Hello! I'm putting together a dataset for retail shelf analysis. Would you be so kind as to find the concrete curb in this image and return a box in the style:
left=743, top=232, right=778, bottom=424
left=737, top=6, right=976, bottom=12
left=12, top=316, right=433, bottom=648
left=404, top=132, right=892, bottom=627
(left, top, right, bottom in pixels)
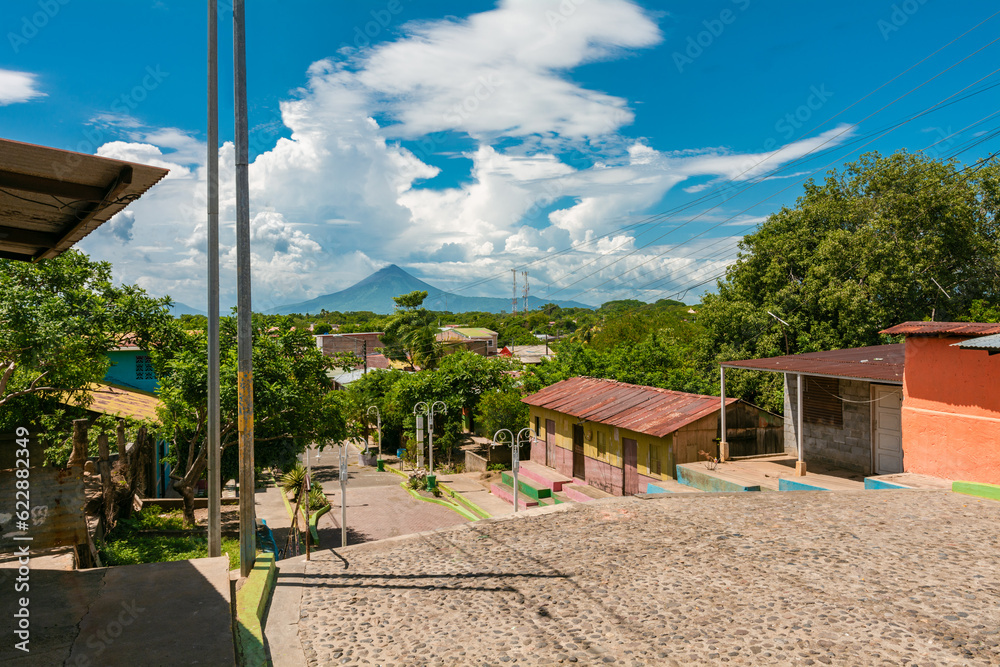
left=308, top=503, right=331, bottom=544
left=236, top=552, right=276, bottom=667
left=953, top=480, right=1000, bottom=502
left=398, top=481, right=479, bottom=521
left=436, top=482, right=492, bottom=519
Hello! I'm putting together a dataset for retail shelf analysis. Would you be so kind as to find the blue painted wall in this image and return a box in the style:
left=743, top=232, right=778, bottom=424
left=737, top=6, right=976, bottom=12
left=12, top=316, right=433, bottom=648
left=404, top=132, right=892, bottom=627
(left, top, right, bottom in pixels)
left=104, top=350, right=159, bottom=393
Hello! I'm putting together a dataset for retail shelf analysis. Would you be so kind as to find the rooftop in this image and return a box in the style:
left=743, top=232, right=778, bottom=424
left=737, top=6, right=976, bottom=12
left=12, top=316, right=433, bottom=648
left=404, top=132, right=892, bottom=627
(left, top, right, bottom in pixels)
left=62, top=383, right=162, bottom=422
left=881, top=321, right=1000, bottom=337
left=721, top=344, right=905, bottom=384
left=953, top=333, right=1000, bottom=353
left=445, top=327, right=497, bottom=338
left=0, top=138, right=169, bottom=262
left=522, top=376, right=736, bottom=438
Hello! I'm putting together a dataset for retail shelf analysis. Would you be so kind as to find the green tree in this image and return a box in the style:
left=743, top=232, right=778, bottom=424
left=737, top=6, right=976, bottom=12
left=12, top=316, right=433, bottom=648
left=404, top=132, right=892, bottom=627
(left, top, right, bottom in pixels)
left=697, top=151, right=1000, bottom=410
left=0, top=250, right=174, bottom=428
left=153, top=315, right=346, bottom=525
left=381, top=290, right=443, bottom=369
left=476, top=389, right=529, bottom=439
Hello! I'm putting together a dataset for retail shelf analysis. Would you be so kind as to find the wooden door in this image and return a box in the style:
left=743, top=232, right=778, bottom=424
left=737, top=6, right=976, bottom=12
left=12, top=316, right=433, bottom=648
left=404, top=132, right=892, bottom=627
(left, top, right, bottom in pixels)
left=572, top=424, right=585, bottom=480
left=622, top=438, right=638, bottom=495
left=872, top=385, right=903, bottom=474
left=545, top=419, right=556, bottom=469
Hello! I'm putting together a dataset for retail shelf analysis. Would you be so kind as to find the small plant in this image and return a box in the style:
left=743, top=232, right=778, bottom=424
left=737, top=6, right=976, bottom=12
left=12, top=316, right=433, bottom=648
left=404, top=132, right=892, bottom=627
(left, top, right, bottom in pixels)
left=281, top=464, right=307, bottom=500
left=487, top=462, right=506, bottom=472
left=307, top=486, right=329, bottom=511
left=407, top=468, right=428, bottom=490
left=699, top=450, right=719, bottom=471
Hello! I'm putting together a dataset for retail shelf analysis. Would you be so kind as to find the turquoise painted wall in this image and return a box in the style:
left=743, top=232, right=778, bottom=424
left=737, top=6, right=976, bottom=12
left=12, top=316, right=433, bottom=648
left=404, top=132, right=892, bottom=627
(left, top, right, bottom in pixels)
left=104, top=350, right=159, bottom=393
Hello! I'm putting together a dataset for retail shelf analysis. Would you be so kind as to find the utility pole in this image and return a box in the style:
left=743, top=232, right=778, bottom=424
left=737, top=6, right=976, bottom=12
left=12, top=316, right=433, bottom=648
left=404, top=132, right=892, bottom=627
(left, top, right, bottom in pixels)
left=523, top=271, right=529, bottom=313
left=511, top=268, right=518, bottom=316
left=206, top=0, right=221, bottom=559
left=234, top=0, right=256, bottom=578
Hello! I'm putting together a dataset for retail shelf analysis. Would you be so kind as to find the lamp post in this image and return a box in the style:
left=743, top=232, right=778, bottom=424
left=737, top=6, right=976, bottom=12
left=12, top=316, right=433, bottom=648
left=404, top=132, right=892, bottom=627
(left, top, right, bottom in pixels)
left=367, top=406, right=383, bottom=471
left=491, top=429, right=517, bottom=511
left=413, top=401, right=446, bottom=490
left=339, top=443, right=348, bottom=548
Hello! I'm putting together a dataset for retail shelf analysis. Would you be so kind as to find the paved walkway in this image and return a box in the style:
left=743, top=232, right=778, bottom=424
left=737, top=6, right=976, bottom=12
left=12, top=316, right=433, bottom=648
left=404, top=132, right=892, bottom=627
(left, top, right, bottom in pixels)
left=291, top=490, right=1000, bottom=666
left=437, top=472, right=515, bottom=517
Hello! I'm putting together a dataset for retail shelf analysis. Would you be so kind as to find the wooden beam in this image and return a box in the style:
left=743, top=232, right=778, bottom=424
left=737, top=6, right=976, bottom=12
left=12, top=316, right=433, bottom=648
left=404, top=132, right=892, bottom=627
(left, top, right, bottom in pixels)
left=37, top=166, right=133, bottom=260
left=0, top=224, right=60, bottom=248
left=0, top=169, right=109, bottom=202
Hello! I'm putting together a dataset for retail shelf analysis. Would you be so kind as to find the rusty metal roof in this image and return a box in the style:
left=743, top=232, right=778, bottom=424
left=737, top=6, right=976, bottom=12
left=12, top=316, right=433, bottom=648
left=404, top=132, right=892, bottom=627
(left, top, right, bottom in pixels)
left=880, top=322, right=1000, bottom=336
left=63, top=383, right=162, bottom=422
left=721, top=344, right=904, bottom=384
left=522, top=377, right=736, bottom=438
left=0, top=138, right=169, bottom=262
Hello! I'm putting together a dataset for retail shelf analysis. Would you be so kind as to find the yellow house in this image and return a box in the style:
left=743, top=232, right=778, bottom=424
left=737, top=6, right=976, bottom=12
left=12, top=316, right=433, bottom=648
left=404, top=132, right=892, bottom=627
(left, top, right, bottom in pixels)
left=523, top=377, right=782, bottom=495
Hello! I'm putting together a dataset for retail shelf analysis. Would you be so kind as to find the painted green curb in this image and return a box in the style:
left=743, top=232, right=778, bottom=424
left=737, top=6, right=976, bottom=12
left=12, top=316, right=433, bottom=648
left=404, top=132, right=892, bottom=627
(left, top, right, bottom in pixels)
left=437, top=482, right=491, bottom=519
left=386, top=465, right=408, bottom=479
left=235, top=552, right=276, bottom=667
left=398, top=482, right=479, bottom=521
left=953, top=480, right=1000, bottom=502
left=307, top=503, right=331, bottom=544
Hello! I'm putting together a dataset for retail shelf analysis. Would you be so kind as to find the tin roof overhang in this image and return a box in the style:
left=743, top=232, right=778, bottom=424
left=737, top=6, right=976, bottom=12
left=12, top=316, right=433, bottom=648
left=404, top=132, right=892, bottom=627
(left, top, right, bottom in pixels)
left=953, top=333, right=1000, bottom=354
left=720, top=344, right=905, bottom=384
left=0, top=138, right=169, bottom=262
left=880, top=321, right=1000, bottom=337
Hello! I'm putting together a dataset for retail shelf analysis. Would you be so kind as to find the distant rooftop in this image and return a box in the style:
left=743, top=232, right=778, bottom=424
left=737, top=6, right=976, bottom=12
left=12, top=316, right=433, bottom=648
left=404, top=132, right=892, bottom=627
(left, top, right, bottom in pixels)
left=446, top=327, right=497, bottom=338
left=62, top=383, right=161, bottom=422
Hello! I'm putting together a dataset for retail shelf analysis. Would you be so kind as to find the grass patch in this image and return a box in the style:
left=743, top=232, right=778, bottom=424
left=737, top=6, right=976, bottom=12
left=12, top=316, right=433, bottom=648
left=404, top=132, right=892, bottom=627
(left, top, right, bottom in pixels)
left=99, top=507, right=241, bottom=570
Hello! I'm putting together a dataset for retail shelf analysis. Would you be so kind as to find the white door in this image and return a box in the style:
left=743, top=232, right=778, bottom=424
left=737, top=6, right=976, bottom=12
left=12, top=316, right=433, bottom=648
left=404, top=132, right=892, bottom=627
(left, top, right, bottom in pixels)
left=872, top=385, right=903, bottom=474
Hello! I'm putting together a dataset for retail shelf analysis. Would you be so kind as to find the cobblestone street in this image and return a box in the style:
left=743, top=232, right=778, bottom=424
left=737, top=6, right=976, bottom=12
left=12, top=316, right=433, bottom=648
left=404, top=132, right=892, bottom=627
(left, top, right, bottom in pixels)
left=294, top=490, right=1000, bottom=666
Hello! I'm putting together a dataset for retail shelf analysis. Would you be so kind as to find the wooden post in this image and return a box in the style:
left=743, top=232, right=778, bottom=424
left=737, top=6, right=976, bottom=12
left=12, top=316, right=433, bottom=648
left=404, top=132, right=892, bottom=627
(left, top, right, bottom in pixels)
left=69, top=419, right=89, bottom=467
left=116, top=420, right=127, bottom=461
left=97, top=433, right=112, bottom=493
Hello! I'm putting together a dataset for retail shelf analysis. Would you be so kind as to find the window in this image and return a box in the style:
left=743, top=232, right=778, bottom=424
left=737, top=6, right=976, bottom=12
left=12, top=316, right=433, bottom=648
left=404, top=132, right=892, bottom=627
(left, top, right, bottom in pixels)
left=135, top=355, right=155, bottom=381
left=535, top=416, right=540, bottom=438
left=648, top=443, right=662, bottom=476
left=803, top=376, right=843, bottom=426
left=596, top=430, right=607, bottom=459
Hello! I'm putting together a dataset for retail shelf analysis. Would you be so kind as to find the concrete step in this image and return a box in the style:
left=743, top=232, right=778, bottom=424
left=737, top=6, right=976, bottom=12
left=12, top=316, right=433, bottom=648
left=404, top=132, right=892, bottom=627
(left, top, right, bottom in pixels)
left=490, top=482, right=538, bottom=510
left=645, top=478, right=703, bottom=494
left=675, top=463, right=761, bottom=493
left=501, top=471, right=551, bottom=500
left=552, top=491, right=573, bottom=504
left=562, top=483, right=611, bottom=503
left=518, top=460, right=573, bottom=491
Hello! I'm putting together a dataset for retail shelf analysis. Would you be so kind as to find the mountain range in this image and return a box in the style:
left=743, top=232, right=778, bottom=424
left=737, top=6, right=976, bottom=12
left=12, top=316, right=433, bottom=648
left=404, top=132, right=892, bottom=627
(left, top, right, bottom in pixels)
left=266, top=265, right=592, bottom=315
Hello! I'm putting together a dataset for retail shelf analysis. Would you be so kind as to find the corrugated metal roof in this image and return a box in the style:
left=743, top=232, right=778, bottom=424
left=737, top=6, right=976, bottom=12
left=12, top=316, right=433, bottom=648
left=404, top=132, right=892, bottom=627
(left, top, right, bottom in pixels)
left=880, top=322, right=1000, bottom=336
left=522, top=377, right=736, bottom=438
left=721, top=344, right=904, bottom=384
left=63, top=383, right=162, bottom=422
left=953, top=333, right=1000, bottom=351
left=450, top=327, right=497, bottom=338
left=0, top=138, right=169, bottom=262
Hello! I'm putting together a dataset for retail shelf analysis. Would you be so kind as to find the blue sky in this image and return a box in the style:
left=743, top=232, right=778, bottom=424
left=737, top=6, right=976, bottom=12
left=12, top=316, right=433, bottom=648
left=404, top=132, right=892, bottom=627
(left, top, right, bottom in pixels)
left=2, top=0, right=999, bottom=311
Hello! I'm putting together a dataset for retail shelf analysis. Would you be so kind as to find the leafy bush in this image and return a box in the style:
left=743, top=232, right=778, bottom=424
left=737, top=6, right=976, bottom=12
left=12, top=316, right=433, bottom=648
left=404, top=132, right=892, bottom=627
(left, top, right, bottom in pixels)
left=487, top=462, right=506, bottom=472
left=307, top=485, right=329, bottom=511
left=281, top=464, right=307, bottom=500
left=407, top=469, right=427, bottom=489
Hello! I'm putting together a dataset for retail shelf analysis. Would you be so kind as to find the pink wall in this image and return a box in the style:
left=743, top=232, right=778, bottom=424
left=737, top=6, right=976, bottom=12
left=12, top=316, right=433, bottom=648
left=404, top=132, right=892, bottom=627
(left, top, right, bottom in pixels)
left=902, top=337, right=1000, bottom=483
left=584, top=455, right=623, bottom=495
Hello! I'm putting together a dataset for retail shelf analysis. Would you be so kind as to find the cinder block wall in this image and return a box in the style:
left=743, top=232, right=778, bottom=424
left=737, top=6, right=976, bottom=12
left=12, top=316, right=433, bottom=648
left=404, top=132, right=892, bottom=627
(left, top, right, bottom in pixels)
left=785, top=375, right=872, bottom=474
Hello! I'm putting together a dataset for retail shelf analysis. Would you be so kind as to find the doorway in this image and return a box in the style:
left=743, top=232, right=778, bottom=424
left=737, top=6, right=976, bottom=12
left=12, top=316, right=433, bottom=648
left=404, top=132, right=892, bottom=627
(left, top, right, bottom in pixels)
left=872, top=385, right=903, bottom=474
left=622, top=438, right=638, bottom=495
left=545, top=419, right=556, bottom=469
left=572, top=423, right=585, bottom=480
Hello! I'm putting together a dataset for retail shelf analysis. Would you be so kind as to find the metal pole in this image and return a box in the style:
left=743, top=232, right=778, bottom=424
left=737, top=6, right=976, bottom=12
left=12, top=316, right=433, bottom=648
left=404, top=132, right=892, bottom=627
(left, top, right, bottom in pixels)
left=719, top=366, right=727, bottom=463
left=339, top=444, right=348, bottom=548
left=428, top=410, right=434, bottom=474
left=796, top=373, right=804, bottom=462
left=234, top=0, right=255, bottom=577
left=206, top=0, right=221, bottom=559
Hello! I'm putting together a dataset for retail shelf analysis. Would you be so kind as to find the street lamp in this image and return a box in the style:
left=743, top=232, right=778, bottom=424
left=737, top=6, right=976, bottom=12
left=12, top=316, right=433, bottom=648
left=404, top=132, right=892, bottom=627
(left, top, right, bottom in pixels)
left=367, top=405, right=383, bottom=471
left=491, top=428, right=532, bottom=513
left=413, top=401, right=447, bottom=489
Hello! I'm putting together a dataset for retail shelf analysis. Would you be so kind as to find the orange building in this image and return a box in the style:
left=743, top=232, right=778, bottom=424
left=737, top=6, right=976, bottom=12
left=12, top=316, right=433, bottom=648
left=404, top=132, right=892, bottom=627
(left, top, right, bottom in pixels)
left=881, top=322, right=1000, bottom=484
